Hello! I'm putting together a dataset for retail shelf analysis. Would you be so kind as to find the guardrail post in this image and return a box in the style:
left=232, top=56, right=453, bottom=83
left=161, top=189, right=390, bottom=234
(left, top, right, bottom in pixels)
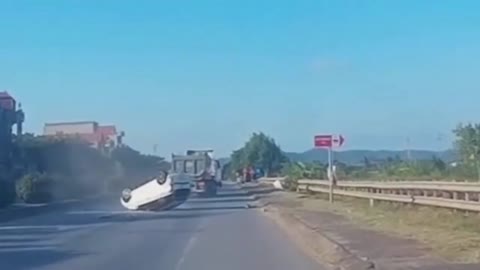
left=369, top=197, right=375, bottom=207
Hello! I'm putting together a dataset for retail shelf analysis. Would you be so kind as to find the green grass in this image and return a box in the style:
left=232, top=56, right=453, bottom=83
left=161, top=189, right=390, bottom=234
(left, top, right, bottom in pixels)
left=290, top=193, right=480, bottom=263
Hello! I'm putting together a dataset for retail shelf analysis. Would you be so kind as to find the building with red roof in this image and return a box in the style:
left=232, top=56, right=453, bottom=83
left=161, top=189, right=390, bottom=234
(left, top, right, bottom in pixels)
left=1, top=91, right=24, bottom=172
left=0, top=91, right=16, bottom=111
left=43, top=121, right=122, bottom=149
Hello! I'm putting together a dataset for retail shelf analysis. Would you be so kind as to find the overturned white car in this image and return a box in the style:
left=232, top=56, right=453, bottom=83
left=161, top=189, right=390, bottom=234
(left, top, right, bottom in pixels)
left=120, top=171, right=193, bottom=211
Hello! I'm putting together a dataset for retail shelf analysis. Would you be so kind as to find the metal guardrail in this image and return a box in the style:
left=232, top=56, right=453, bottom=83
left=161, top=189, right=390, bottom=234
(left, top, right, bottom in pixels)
left=296, top=179, right=480, bottom=212
left=260, top=177, right=480, bottom=212
left=301, top=186, right=480, bottom=212
left=298, top=179, right=480, bottom=193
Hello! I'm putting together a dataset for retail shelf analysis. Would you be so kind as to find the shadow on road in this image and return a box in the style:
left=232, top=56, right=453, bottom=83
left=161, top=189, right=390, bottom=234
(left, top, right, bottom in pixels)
left=204, top=192, right=249, bottom=199
left=169, top=205, right=250, bottom=211
left=0, top=225, right=87, bottom=270
left=0, top=209, right=219, bottom=269
left=1, top=248, right=86, bottom=270
left=182, top=183, right=278, bottom=208
left=213, top=184, right=277, bottom=197
left=0, top=227, right=63, bottom=236
left=0, top=188, right=260, bottom=269
left=98, top=211, right=224, bottom=223
left=241, top=185, right=278, bottom=195
left=0, top=196, right=119, bottom=224
left=188, top=197, right=257, bottom=204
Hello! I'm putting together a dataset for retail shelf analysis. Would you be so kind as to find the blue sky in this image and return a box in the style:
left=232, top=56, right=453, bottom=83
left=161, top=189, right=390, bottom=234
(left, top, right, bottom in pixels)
left=1, top=1, right=479, bottom=156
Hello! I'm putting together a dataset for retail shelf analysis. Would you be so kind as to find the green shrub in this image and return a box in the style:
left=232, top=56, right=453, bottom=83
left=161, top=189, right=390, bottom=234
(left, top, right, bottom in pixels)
left=282, top=176, right=298, bottom=191
left=16, top=173, right=53, bottom=203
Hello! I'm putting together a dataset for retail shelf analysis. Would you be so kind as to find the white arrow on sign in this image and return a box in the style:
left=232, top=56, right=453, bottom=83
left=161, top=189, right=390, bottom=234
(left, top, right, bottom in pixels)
left=332, top=135, right=345, bottom=147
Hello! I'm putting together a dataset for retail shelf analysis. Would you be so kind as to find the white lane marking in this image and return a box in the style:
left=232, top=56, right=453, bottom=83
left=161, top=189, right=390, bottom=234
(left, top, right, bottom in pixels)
left=175, top=235, right=198, bottom=270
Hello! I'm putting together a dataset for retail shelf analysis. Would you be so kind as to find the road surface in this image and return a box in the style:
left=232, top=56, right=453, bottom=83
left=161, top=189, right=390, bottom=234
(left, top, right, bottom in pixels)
left=0, top=182, right=323, bottom=270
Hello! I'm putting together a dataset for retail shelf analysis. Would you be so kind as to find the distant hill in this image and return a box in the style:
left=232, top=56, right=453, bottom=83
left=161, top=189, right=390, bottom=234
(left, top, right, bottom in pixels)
left=219, top=149, right=457, bottom=166
left=285, top=149, right=457, bottom=165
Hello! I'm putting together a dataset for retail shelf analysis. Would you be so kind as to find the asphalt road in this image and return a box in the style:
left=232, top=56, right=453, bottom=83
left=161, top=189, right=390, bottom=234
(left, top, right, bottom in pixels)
left=0, top=183, right=323, bottom=270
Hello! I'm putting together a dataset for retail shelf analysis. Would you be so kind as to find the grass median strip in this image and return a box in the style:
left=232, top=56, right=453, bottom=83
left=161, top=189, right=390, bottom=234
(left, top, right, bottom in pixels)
left=292, top=192, right=480, bottom=263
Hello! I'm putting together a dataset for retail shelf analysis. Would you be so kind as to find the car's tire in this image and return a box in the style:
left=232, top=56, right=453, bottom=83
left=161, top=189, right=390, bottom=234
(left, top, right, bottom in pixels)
left=121, top=188, right=132, bottom=202
left=156, top=171, right=168, bottom=185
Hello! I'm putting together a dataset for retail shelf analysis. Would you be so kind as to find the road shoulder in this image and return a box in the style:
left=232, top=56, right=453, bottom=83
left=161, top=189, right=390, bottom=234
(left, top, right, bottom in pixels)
left=252, top=186, right=480, bottom=270
left=259, top=202, right=374, bottom=270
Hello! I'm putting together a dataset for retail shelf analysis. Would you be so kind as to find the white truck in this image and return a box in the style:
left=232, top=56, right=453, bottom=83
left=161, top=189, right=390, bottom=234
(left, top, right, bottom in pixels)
left=173, top=150, right=222, bottom=197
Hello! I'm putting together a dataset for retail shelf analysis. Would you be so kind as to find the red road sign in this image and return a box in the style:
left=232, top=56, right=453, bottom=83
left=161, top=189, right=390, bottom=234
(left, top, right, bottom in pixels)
left=314, top=135, right=333, bottom=148
left=314, top=134, right=345, bottom=148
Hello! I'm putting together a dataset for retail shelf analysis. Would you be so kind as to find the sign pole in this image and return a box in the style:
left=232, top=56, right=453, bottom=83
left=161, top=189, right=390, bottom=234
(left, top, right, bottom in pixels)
left=328, top=146, right=334, bottom=203
left=315, top=134, right=344, bottom=204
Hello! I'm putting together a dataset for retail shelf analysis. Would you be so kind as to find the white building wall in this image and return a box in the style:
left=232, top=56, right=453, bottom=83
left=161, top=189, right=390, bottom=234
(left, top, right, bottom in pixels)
left=43, top=122, right=97, bottom=135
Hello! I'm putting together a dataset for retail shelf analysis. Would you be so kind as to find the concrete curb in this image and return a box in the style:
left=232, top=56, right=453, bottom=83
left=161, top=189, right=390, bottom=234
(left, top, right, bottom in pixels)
left=260, top=204, right=375, bottom=270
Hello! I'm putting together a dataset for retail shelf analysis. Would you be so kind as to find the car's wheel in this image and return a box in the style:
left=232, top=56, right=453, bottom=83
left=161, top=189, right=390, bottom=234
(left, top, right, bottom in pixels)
left=156, top=171, right=168, bottom=185
left=121, top=188, right=132, bottom=202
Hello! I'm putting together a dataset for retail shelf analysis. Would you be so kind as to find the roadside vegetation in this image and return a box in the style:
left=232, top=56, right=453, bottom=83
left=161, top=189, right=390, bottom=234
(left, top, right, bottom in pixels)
left=282, top=123, right=480, bottom=184
left=292, top=194, right=480, bottom=263
left=0, top=134, right=166, bottom=207
left=229, top=132, right=288, bottom=178
left=229, top=124, right=480, bottom=190
left=233, top=125, right=480, bottom=263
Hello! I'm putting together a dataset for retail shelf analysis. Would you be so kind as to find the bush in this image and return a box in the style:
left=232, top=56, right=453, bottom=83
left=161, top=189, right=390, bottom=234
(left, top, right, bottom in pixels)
left=16, top=173, right=53, bottom=203
left=282, top=177, right=298, bottom=191
left=281, top=163, right=304, bottom=191
left=8, top=136, right=165, bottom=202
